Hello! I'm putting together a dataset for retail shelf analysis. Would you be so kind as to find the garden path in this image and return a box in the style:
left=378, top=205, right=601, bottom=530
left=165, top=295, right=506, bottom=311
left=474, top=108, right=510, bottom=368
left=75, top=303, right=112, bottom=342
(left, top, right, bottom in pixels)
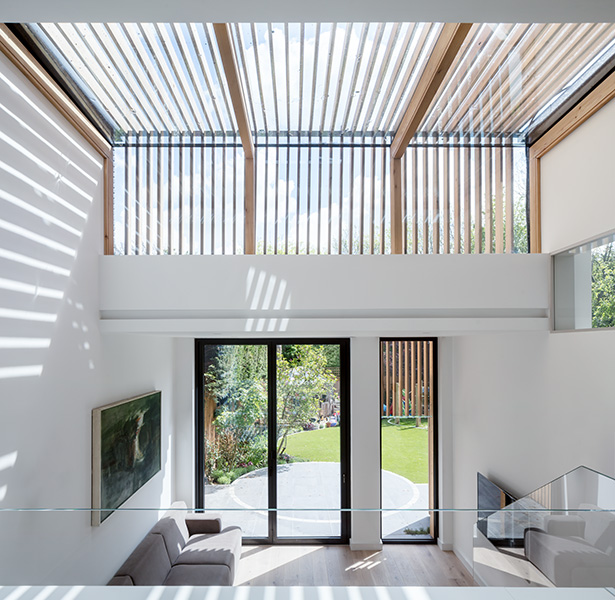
left=204, top=462, right=429, bottom=539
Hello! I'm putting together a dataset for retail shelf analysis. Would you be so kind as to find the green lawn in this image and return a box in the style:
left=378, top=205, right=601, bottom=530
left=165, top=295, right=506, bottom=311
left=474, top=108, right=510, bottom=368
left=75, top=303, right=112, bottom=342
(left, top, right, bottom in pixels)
left=285, top=419, right=428, bottom=483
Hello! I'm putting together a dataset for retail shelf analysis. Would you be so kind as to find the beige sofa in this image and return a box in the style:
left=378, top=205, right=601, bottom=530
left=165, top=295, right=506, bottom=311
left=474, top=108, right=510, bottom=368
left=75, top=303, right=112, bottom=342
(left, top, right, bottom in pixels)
left=108, top=502, right=242, bottom=586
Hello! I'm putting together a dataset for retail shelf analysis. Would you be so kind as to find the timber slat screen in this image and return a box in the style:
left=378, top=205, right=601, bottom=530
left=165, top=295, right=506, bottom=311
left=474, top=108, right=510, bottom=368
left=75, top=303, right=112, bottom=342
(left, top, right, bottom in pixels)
left=381, top=340, right=434, bottom=419
left=114, top=134, right=245, bottom=255
left=255, top=140, right=390, bottom=254
left=401, top=134, right=527, bottom=254
left=114, top=132, right=527, bottom=256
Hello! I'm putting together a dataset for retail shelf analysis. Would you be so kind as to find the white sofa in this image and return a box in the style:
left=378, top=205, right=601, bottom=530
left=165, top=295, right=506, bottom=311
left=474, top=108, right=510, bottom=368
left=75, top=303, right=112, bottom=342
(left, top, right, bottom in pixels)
left=524, top=504, right=615, bottom=587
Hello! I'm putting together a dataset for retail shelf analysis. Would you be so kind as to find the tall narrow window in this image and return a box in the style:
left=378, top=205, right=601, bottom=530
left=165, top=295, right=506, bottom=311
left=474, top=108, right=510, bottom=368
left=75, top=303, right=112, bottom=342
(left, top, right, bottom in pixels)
left=380, top=338, right=437, bottom=541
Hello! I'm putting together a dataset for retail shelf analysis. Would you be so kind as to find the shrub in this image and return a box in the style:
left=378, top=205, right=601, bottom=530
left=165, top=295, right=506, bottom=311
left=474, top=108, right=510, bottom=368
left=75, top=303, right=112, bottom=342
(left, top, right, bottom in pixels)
left=210, top=469, right=225, bottom=482
left=217, top=474, right=231, bottom=485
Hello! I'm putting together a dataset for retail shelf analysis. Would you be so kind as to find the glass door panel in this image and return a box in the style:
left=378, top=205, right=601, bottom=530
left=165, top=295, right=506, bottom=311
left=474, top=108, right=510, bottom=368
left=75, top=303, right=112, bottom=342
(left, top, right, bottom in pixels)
left=276, top=343, right=342, bottom=539
left=199, top=343, right=269, bottom=539
left=197, top=339, right=349, bottom=543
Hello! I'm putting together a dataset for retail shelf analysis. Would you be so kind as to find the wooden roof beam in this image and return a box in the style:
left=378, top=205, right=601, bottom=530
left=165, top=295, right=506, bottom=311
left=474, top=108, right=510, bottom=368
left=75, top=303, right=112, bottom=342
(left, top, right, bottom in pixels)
left=391, top=23, right=472, bottom=159
left=213, top=23, right=254, bottom=158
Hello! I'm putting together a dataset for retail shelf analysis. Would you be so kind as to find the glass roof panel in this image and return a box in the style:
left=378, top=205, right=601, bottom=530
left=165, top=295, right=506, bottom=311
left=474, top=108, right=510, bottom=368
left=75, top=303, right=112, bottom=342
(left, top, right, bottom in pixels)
left=26, top=22, right=615, bottom=144
left=419, top=23, right=615, bottom=137
left=29, top=22, right=239, bottom=138
left=231, top=22, right=443, bottom=139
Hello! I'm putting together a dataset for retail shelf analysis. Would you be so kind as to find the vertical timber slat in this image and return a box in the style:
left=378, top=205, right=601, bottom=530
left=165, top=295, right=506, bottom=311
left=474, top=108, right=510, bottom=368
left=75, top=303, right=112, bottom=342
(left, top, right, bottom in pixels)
left=484, top=145, right=492, bottom=254
left=506, top=145, right=514, bottom=253
left=463, top=141, right=471, bottom=254
left=495, top=143, right=504, bottom=254
left=433, top=143, right=440, bottom=253
left=391, top=156, right=403, bottom=254
left=245, top=157, right=255, bottom=254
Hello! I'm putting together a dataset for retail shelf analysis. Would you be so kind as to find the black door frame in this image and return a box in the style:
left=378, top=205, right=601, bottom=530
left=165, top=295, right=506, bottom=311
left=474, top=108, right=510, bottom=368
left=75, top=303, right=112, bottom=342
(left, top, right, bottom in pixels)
left=195, top=338, right=351, bottom=545
left=379, top=337, right=439, bottom=544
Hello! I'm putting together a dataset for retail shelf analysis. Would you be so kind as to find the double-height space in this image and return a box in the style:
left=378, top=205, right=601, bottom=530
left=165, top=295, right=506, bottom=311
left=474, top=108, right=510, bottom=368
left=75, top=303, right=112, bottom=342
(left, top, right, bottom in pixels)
left=1, top=5, right=615, bottom=593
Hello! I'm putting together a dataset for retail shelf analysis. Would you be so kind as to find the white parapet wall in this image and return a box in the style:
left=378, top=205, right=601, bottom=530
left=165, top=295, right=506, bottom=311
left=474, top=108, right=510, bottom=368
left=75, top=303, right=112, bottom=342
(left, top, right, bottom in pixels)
left=99, top=253, right=550, bottom=337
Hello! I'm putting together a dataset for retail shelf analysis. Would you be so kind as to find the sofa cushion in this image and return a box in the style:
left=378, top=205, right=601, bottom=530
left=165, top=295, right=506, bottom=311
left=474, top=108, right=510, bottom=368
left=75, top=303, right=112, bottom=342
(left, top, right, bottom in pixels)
left=175, top=526, right=242, bottom=583
left=186, top=513, right=223, bottom=535
left=150, top=509, right=190, bottom=563
left=164, top=564, right=233, bottom=586
left=112, top=533, right=171, bottom=586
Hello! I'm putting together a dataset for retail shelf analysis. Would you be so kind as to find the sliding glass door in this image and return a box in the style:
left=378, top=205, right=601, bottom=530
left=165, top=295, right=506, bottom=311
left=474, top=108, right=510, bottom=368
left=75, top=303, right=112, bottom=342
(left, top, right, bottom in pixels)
left=196, top=339, right=350, bottom=543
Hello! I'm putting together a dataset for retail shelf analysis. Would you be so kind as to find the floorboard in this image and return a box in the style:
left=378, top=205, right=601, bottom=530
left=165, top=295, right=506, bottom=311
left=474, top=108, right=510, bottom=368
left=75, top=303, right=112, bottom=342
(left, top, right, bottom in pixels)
left=236, top=544, right=475, bottom=587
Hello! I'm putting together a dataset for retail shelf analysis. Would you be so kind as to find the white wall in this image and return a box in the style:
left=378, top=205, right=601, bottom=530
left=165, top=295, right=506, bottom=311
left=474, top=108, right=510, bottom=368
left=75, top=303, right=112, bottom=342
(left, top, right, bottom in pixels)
left=349, top=337, right=381, bottom=550
left=0, top=50, right=175, bottom=584
left=541, top=96, right=615, bottom=253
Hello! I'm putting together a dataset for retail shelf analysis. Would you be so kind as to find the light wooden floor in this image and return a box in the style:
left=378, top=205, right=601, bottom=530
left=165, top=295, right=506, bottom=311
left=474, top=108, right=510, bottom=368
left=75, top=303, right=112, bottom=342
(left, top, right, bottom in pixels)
left=236, top=544, right=474, bottom=586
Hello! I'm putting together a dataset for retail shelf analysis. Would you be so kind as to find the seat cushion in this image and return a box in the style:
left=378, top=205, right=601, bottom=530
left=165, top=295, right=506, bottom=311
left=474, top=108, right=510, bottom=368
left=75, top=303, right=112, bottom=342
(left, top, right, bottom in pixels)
left=111, top=533, right=171, bottom=586
left=164, top=564, right=233, bottom=586
left=150, top=509, right=190, bottom=563
left=175, top=526, right=242, bottom=584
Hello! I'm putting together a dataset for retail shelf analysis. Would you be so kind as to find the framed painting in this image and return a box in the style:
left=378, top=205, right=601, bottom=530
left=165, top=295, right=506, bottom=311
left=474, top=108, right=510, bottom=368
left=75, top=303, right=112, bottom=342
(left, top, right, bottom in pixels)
left=92, top=391, right=161, bottom=526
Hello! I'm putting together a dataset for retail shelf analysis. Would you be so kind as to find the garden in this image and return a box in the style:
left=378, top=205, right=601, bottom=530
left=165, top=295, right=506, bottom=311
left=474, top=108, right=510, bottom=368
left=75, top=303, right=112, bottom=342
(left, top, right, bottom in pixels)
left=203, top=343, right=428, bottom=487
left=203, top=343, right=339, bottom=484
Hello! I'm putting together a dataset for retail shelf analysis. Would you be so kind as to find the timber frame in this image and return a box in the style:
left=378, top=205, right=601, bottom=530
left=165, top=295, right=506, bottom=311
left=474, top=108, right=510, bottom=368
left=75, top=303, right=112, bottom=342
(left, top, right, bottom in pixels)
left=389, top=24, right=472, bottom=254
left=213, top=23, right=256, bottom=254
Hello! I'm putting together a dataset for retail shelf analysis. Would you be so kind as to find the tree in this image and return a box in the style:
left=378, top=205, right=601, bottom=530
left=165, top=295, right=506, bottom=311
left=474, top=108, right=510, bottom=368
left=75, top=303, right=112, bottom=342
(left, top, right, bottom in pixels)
left=204, top=345, right=268, bottom=439
left=276, top=345, right=338, bottom=458
left=592, top=243, right=615, bottom=328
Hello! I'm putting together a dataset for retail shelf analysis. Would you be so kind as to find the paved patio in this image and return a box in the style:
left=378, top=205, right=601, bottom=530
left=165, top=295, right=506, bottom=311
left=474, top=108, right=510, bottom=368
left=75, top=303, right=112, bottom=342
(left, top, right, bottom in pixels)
left=204, top=461, right=428, bottom=539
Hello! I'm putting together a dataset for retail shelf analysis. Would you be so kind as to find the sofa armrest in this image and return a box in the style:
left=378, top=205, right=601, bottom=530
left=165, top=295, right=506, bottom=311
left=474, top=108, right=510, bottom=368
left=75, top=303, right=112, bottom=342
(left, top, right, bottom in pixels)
left=186, top=513, right=223, bottom=535
left=108, top=575, right=134, bottom=586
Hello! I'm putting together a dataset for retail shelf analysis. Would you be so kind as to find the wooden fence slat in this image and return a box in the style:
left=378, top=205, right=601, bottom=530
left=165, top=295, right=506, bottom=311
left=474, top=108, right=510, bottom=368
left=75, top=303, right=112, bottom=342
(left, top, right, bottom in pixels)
left=418, top=340, right=423, bottom=417
left=404, top=341, right=409, bottom=416
left=410, top=341, right=416, bottom=416
left=385, top=341, right=390, bottom=415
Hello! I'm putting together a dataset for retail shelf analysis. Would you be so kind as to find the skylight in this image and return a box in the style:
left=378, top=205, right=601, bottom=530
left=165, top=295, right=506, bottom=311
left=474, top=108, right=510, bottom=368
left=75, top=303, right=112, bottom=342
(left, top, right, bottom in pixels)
left=24, top=22, right=615, bottom=142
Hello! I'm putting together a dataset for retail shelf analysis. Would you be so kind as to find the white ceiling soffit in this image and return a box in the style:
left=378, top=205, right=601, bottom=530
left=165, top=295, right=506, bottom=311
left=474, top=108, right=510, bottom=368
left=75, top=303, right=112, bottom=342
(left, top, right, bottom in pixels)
left=3, top=0, right=615, bottom=24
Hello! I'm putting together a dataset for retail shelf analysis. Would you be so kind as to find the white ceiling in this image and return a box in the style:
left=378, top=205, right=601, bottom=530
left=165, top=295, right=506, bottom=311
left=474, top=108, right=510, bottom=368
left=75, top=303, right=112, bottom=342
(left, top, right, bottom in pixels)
left=3, top=0, right=615, bottom=24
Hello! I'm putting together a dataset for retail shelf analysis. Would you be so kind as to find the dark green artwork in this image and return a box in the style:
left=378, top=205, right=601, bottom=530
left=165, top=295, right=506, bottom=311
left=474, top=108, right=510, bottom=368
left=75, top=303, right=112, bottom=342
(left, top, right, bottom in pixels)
left=94, top=391, right=161, bottom=524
